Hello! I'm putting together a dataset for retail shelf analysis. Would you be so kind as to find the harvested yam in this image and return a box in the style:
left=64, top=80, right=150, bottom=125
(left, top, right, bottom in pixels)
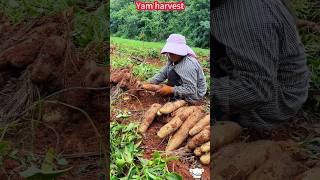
left=194, top=147, right=203, bottom=156
left=166, top=111, right=204, bottom=151
left=189, top=114, right=210, bottom=136
left=157, top=116, right=183, bottom=138
left=171, top=106, right=188, bottom=116
left=248, top=153, right=306, bottom=180
left=187, top=129, right=210, bottom=149
left=212, top=140, right=283, bottom=179
left=138, top=103, right=162, bottom=133
left=159, top=100, right=187, bottom=115
left=212, top=121, right=242, bottom=150
left=200, top=153, right=210, bottom=165
left=157, top=106, right=201, bottom=138
left=295, top=167, right=320, bottom=180
left=200, top=142, right=210, bottom=153
left=142, top=83, right=162, bottom=91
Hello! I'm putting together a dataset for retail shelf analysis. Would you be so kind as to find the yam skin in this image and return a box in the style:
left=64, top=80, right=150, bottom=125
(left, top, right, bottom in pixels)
left=189, top=114, right=210, bottom=136
left=187, top=129, right=210, bottom=149
left=138, top=103, right=162, bottom=133
left=166, top=111, right=204, bottom=151
left=194, top=147, right=203, bottom=156
left=157, top=116, right=183, bottom=138
left=200, top=153, right=210, bottom=165
left=200, top=142, right=210, bottom=153
left=159, top=100, right=186, bottom=115
left=212, top=121, right=242, bottom=150
left=157, top=106, right=201, bottom=138
left=171, top=106, right=188, bottom=116
left=142, top=83, right=162, bottom=91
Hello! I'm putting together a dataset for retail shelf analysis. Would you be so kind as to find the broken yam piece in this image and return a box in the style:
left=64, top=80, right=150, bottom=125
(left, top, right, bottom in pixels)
left=138, top=103, right=162, bottom=134
left=200, top=142, right=210, bottom=153
left=212, top=121, right=242, bottom=150
left=159, top=100, right=187, bottom=115
left=166, top=111, right=204, bottom=151
left=142, top=83, right=162, bottom=91
left=187, top=128, right=210, bottom=149
left=194, top=147, right=203, bottom=156
left=200, top=153, right=210, bottom=165
left=189, top=114, right=210, bottom=136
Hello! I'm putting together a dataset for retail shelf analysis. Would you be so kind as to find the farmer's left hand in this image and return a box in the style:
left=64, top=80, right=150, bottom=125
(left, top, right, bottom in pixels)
left=157, top=85, right=174, bottom=96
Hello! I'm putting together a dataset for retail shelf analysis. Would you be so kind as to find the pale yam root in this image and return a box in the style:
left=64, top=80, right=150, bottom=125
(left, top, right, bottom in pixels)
left=171, top=106, right=188, bottom=116
left=212, top=121, right=242, bottom=150
left=138, top=103, right=162, bottom=133
left=294, top=167, right=320, bottom=180
left=200, top=153, right=210, bottom=165
left=187, top=128, right=210, bottom=149
left=157, top=106, right=201, bottom=138
left=158, top=100, right=187, bottom=115
left=194, top=147, right=203, bottom=156
left=157, top=116, right=183, bottom=138
left=247, top=153, right=306, bottom=180
left=200, top=142, right=210, bottom=153
left=212, top=140, right=283, bottom=179
left=166, top=110, right=204, bottom=152
left=142, top=83, right=162, bottom=91
left=189, top=114, right=210, bottom=136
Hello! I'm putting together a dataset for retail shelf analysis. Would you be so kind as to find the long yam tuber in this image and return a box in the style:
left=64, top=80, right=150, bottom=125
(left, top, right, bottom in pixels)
left=187, top=129, right=210, bottom=149
left=166, top=110, right=204, bottom=151
left=212, top=121, right=242, bottom=150
left=194, top=147, right=203, bottom=156
left=142, top=83, right=162, bottom=91
left=138, top=103, right=162, bottom=133
left=159, top=100, right=186, bottom=115
left=189, top=114, right=210, bottom=136
left=157, top=106, right=201, bottom=138
left=200, top=153, right=210, bottom=165
left=200, top=142, right=210, bottom=153
left=157, top=116, right=183, bottom=138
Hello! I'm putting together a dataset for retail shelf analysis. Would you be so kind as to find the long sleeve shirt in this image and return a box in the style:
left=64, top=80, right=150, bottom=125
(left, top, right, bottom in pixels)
left=149, top=56, right=207, bottom=102
left=211, top=0, right=310, bottom=130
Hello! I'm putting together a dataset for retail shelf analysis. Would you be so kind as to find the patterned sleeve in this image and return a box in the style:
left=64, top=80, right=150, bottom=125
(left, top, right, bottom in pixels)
left=149, top=63, right=169, bottom=84
left=211, top=0, right=280, bottom=114
left=174, top=61, right=198, bottom=97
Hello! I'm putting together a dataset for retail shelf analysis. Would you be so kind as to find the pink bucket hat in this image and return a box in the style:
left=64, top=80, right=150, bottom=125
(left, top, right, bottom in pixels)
left=161, top=34, right=197, bottom=58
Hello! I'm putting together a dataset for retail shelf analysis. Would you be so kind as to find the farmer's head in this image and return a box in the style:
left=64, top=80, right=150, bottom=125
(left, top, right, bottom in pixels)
left=161, top=34, right=196, bottom=62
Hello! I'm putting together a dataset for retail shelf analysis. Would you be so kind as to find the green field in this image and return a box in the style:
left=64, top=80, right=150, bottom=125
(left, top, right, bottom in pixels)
left=111, top=37, right=210, bottom=86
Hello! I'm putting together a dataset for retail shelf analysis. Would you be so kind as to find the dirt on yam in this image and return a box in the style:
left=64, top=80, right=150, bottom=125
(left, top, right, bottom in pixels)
left=138, top=103, right=162, bottom=134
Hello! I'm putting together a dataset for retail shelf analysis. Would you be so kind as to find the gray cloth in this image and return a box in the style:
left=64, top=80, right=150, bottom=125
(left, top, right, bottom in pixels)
left=149, top=56, right=207, bottom=102
left=211, top=0, right=310, bottom=130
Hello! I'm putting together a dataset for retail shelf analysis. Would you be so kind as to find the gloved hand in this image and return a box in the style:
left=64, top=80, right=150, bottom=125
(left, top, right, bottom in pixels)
left=157, top=84, right=174, bottom=96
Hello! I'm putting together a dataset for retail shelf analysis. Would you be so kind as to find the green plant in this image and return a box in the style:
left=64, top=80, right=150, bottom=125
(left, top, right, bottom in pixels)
left=133, top=64, right=160, bottom=81
left=110, top=122, right=182, bottom=180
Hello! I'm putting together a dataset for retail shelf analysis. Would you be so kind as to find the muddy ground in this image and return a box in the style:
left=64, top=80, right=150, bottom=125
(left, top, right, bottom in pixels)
left=0, top=11, right=107, bottom=179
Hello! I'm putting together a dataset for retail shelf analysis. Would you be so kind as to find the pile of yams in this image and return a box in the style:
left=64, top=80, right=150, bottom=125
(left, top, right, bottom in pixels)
left=138, top=100, right=211, bottom=165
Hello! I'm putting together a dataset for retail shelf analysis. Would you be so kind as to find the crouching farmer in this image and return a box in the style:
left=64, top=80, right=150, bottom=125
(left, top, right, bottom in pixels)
left=143, top=34, right=207, bottom=103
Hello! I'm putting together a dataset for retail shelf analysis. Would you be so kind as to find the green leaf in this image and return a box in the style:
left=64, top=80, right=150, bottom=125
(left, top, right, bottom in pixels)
left=0, top=141, right=11, bottom=156
left=19, top=166, right=42, bottom=178
left=57, top=158, right=68, bottom=166
left=166, top=172, right=183, bottom=180
left=41, top=148, right=55, bottom=172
